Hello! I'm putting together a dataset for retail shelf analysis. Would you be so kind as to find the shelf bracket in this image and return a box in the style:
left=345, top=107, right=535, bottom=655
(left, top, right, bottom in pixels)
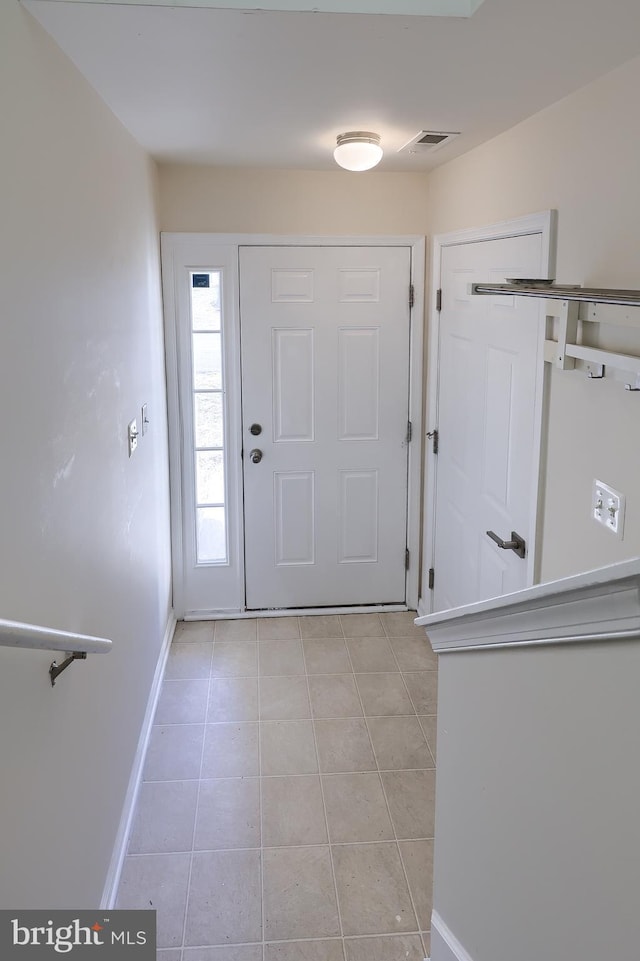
left=551, top=299, right=579, bottom=370
left=49, top=651, right=87, bottom=687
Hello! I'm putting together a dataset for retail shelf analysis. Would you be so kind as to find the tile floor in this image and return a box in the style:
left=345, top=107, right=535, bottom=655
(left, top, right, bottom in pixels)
left=116, top=611, right=438, bottom=961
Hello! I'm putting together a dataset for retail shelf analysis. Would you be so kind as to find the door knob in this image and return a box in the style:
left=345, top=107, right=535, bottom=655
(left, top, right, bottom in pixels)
left=486, top=530, right=526, bottom=559
left=249, top=423, right=262, bottom=436
left=249, top=448, right=263, bottom=464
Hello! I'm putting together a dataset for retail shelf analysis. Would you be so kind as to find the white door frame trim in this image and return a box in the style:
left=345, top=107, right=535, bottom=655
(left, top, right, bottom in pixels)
left=162, top=232, right=425, bottom=618
left=419, top=210, right=557, bottom=615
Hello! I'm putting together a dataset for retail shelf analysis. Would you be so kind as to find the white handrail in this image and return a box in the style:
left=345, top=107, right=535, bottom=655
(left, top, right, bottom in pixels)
left=0, top=618, right=112, bottom=655
left=416, top=557, right=640, bottom=654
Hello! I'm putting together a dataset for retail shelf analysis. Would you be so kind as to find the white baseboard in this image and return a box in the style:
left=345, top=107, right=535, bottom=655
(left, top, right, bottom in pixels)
left=184, top=604, right=408, bottom=620
left=430, top=912, right=475, bottom=961
left=100, top=610, right=177, bottom=909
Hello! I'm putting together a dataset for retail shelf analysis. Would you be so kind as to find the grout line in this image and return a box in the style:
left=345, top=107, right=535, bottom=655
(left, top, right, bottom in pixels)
left=141, top=762, right=434, bottom=787
left=300, top=630, right=346, bottom=957
left=417, top=715, right=437, bottom=768
left=338, top=620, right=424, bottom=943
left=355, top=631, right=425, bottom=940
left=165, top=668, right=437, bottom=682
left=121, top=837, right=437, bottom=859
left=182, top=930, right=424, bottom=950
left=263, top=932, right=425, bottom=944
left=256, top=633, right=265, bottom=957
left=157, top=710, right=433, bottom=728
left=177, top=635, right=214, bottom=952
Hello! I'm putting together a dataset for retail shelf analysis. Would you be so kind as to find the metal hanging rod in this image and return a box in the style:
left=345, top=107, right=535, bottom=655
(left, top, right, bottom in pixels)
left=472, top=282, right=640, bottom=307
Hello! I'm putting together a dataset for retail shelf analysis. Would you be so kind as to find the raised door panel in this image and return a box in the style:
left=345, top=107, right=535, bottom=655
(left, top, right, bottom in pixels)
left=240, top=245, right=411, bottom=609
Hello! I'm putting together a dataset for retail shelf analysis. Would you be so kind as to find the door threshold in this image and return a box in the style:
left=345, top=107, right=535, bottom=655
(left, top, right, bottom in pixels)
left=183, top=603, right=409, bottom=621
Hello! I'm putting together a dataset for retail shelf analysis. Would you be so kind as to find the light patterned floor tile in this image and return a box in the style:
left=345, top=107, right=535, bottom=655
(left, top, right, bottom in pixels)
left=194, top=778, right=261, bottom=850
left=322, top=773, right=394, bottom=842
left=201, top=723, right=259, bottom=778
left=379, top=611, right=424, bottom=638
left=302, top=637, right=352, bottom=675
left=265, top=941, right=344, bottom=961
left=308, top=674, right=363, bottom=718
left=346, top=637, right=398, bottom=673
left=314, top=718, right=377, bottom=773
left=332, top=842, right=418, bottom=936
left=143, top=724, right=204, bottom=781
left=260, top=675, right=311, bottom=720
left=340, top=613, right=385, bottom=637
left=185, top=850, right=262, bottom=946
left=214, top=619, right=258, bottom=642
left=263, top=846, right=340, bottom=941
left=121, top=612, right=437, bottom=955
left=381, top=770, right=436, bottom=839
left=258, top=616, right=301, bottom=640
left=116, top=853, right=190, bottom=948
left=367, top=715, right=433, bottom=770
left=155, top=678, right=209, bottom=725
left=344, top=935, right=425, bottom=961
left=262, top=776, right=327, bottom=846
left=128, top=780, right=198, bottom=854
left=261, top=720, right=318, bottom=776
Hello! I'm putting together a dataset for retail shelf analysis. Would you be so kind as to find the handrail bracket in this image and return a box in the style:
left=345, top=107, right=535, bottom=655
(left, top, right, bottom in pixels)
left=49, top=651, right=87, bottom=687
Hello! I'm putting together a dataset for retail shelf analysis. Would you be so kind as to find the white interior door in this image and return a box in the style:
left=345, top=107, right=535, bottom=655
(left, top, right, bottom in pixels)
left=240, top=245, right=412, bottom=610
left=431, top=232, right=547, bottom=612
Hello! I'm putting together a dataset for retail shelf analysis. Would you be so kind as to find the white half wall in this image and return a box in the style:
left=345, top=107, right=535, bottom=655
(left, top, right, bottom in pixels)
left=422, top=561, right=640, bottom=961
left=426, top=54, right=640, bottom=582
left=0, top=1, right=171, bottom=907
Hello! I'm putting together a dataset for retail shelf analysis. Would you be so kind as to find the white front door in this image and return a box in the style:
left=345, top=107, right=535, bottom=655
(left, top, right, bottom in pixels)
left=240, top=245, right=412, bottom=610
left=431, top=231, right=547, bottom=612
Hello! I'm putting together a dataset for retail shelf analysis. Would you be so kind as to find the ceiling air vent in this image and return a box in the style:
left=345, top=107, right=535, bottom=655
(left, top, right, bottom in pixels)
left=399, top=130, right=460, bottom=154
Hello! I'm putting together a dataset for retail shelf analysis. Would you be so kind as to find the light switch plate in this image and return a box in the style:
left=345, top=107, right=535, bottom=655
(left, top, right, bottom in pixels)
left=141, top=403, right=149, bottom=436
left=128, top=418, right=138, bottom=457
left=593, top=479, right=625, bottom=537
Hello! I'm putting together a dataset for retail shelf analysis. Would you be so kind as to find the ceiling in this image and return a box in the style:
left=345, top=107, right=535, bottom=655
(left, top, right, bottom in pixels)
left=23, top=0, right=640, bottom=171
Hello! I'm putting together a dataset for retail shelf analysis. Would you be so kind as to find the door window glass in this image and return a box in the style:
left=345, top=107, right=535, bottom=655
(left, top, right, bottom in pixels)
left=190, top=270, right=227, bottom=563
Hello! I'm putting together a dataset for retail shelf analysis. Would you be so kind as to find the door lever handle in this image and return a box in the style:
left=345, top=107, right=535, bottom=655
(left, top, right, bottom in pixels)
left=486, top=530, right=526, bottom=559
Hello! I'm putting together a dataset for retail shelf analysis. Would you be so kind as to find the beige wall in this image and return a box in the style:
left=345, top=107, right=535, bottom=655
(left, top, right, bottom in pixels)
left=159, top=164, right=429, bottom=236
left=427, top=54, right=640, bottom=582
left=0, top=2, right=171, bottom=907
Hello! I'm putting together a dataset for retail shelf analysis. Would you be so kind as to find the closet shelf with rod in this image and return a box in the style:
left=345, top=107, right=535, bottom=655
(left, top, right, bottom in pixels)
left=472, top=281, right=640, bottom=390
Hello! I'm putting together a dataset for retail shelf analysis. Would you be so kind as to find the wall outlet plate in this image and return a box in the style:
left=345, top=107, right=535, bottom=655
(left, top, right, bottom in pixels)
left=128, top=418, right=139, bottom=457
left=593, top=479, right=625, bottom=538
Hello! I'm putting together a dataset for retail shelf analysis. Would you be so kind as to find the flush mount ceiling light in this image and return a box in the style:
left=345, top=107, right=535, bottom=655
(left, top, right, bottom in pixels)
left=334, top=132, right=383, bottom=172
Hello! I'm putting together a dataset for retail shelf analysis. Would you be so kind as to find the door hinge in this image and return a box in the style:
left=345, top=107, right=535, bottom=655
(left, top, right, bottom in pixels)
left=406, top=420, right=412, bottom=443
left=428, top=567, right=435, bottom=590
left=409, top=284, right=415, bottom=309
left=436, top=288, right=442, bottom=311
left=405, top=548, right=410, bottom=570
left=427, top=428, right=439, bottom=454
